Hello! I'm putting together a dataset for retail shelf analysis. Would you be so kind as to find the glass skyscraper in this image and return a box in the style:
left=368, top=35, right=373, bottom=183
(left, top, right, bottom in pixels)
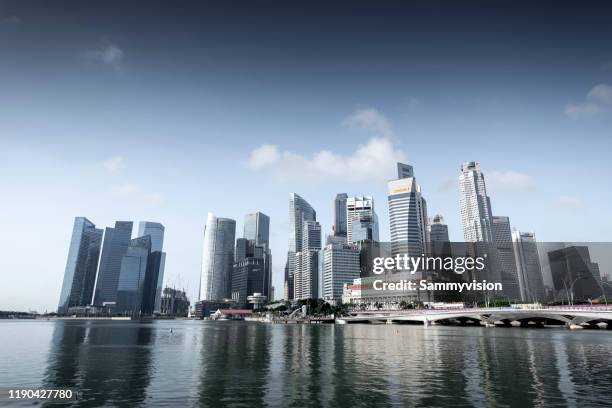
left=333, top=193, right=348, bottom=238
left=138, top=221, right=166, bottom=312
left=138, top=221, right=165, bottom=252
left=93, top=221, right=133, bottom=307
left=116, top=235, right=151, bottom=314
left=243, top=212, right=270, bottom=248
left=199, top=213, right=236, bottom=301
left=58, top=217, right=103, bottom=314
left=387, top=163, right=428, bottom=257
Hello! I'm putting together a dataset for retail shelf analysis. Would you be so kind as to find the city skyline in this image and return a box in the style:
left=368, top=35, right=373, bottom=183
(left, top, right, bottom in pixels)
left=2, top=1, right=612, bottom=312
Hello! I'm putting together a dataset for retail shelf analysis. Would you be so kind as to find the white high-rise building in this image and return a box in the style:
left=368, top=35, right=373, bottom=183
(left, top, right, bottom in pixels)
left=285, top=193, right=316, bottom=301
left=459, top=162, right=494, bottom=243
left=199, top=213, right=236, bottom=301
left=295, top=220, right=321, bottom=300
left=346, top=196, right=378, bottom=244
left=387, top=163, right=428, bottom=256
left=323, top=242, right=360, bottom=303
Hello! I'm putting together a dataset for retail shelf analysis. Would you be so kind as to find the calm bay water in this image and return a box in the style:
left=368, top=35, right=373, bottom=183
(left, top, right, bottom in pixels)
left=0, top=320, right=611, bottom=407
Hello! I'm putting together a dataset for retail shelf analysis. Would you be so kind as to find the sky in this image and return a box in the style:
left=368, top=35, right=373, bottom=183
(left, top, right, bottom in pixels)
left=1, top=1, right=612, bottom=312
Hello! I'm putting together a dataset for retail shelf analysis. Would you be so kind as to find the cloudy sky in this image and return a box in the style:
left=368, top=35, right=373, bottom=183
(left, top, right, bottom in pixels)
left=1, top=1, right=612, bottom=311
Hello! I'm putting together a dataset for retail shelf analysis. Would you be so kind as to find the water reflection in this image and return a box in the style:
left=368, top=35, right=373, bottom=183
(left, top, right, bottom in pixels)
left=2, top=320, right=610, bottom=407
left=42, top=320, right=155, bottom=407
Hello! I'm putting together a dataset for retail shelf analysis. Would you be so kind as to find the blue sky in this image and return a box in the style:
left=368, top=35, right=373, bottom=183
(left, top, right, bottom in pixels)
left=1, top=1, right=611, bottom=311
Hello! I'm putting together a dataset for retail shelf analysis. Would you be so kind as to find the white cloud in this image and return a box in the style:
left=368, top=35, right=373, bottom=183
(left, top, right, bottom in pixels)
left=557, top=195, right=581, bottom=208
left=102, top=155, right=125, bottom=173
left=487, top=171, right=535, bottom=193
left=565, top=84, right=612, bottom=119
left=245, top=137, right=405, bottom=182
left=342, top=108, right=393, bottom=138
left=83, top=41, right=124, bottom=71
left=245, top=144, right=280, bottom=170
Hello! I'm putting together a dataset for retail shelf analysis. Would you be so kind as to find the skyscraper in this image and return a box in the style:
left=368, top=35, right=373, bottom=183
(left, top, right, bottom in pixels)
left=346, top=196, right=378, bottom=244
left=459, top=162, right=494, bottom=243
left=388, top=163, right=428, bottom=257
left=58, top=217, right=103, bottom=314
left=199, top=213, right=236, bottom=301
left=297, top=220, right=321, bottom=299
left=333, top=193, right=348, bottom=238
left=138, top=221, right=164, bottom=252
left=491, top=216, right=521, bottom=299
left=513, top=231, right=546, bottom=302
left=244, top=212, right=270, bottom=248
left=427, top=215, right=449, bottom=242
left=138, top=221, right=166, bottom=313
left=323, top=242, right=360, bottom=303
left=116, top=235, right=151, bottom=314
left=286, top=193, right=316, bottom=300
left=94, top=221, right=133, bottom=307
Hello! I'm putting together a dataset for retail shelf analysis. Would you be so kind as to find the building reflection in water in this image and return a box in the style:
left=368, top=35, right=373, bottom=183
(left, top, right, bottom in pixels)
left=42, top=320, right=155, bottom=407
left=31, top=320, right=612, bottom=407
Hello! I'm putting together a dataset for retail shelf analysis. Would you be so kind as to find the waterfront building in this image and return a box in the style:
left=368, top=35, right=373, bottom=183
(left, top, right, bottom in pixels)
left=333, top=193, right=348, bottom=238
left=458, top=162, right=502, bottom=283
left=116, top=235, right=152, bottom=314
left=57, top=217, right=103, bottom=314
left=199, top=213, right=236, bottom=301
left=491, top=216, right=521, bottom=300
left=231, top=257, right=265, bottom=307
left=138, top=221, right=164, bottom=251
left=388, top=163, right=428, bottom=257
left=138, top=221, right=166, bottom=312
left=93, top=221, right=133, bottom=307
left=512, top=231, right=546, bottom=302
left=285, top=193, right=316, bottom=300
left=346, top=196, right=378, bottom=244
left=322, top=242, right=360, bottom=303
left=244, top=212, right=270, bottom=248
left=295, top=220, right=321, bottom=300
left=459, top=162, right=494, bottom=243
left=548, top=245, right=602, bottom=302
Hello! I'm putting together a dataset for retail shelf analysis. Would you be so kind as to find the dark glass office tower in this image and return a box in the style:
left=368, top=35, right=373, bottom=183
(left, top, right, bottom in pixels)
left=138, top=221, right=166, bottom=312
left=94, top=221, right=133, bottom=307
left=116, top=236, right=152, bottom=315
left=57, top=217, right=103, bottom=314
left=244, top=212, right=270, bottom=248
left=333, top=193, right=348, bottom=238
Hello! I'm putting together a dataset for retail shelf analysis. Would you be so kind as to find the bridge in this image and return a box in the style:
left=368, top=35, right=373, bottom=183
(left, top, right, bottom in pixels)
left=336, top=306, right=612, bottom=329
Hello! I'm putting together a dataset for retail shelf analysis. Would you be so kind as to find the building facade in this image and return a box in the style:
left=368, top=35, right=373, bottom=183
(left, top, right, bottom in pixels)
left=116, top=236, right=152, bottom=314
left=93, top=221, right=133, bottom=307
left=285, top=193, right=316, bottom=300
left=199, top=213, right=236, bottom=301
left=58, top=217, right=103, bottom=314
left=346, top=196, right=378, bottom=244
left=388, top=163, right=428, bottom=257
left=333, top=193, right=348, bottom=238
left=323, top=242, right=360, bottom=303
left=491, top=216, right=521, bottom=300
left=512, top=231, right=546, bottom=302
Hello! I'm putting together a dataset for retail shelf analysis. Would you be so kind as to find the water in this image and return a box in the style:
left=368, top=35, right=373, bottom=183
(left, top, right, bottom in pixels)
left=0, top=320, right=611, bottom=407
